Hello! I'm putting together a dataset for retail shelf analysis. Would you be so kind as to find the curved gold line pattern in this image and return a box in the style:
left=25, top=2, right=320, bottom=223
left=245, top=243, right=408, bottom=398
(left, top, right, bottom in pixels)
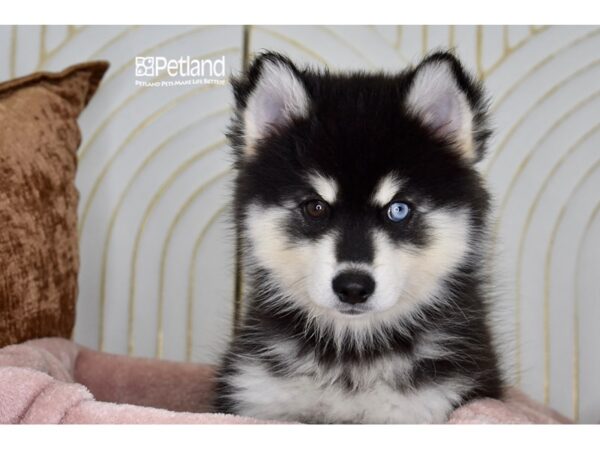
left=488, top=28, right=600, bottom=117
left=318, top=27, right=379, bottom=68
left=502, top=26, right=510, bottom=53
left=39, top=26, right=46, bottom=65
left=156, top=169, right=231, bottom=358
left=124, top=139, right=228, bottom=353
left=513, top=124, right=600, bottom=400
left=490, top=92, right=600, bottom=385
left=394, top=26, right=403, bottom=51
left=448, top=25, right=456, bottom=49
left=492, top=90, right=600, bottom=241
left=78, top=82, right=221, bottom=236
left=484, top=31, right=600, bottom=178
left=78, top=40, right=239, bottom=233
left=36, top=25, right=87, bottom=69
left=482, top=26, right=549, bottom=79
left=573, top=200, right=600, bottom=421
left=88, top=26, right=140, bottom=60
left=366, top=25, right=387, bottom=47
left=81, top=37, right=238, bottom=351
left=368, top=25, right=386, bottom=44
left=369, top=26, right=410, bottom=64
left=9, top=26, right=17, bottom=78
left=98, top=109, right=229, bottom=241
left=93, top=108, right=228, bottom=348
left=543, top=153, right=600, bottom=407
left=253, top=25, right=548, bottom=75
left=484, top=55, right=600, bottom=178
left=233, top=27, right=251, bottom=318
left=365, top=25, right=403, bottom=58
left=242, top=25, right=252, bottom=71
left=252, top=27, right=329, bottom=65
left=515, top=121, right=598, bottom=392
left=476, top=25, right=484, bottom=77
left=233, top=231, right=244, bottom=333
left=186, top=205, right=229, bottom=361
left=77, top=36, right=241, bottom=347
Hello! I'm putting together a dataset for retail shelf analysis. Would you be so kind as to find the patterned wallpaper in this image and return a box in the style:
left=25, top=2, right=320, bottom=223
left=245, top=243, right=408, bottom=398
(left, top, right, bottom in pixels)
left=0, top=25, right=598, bottom=422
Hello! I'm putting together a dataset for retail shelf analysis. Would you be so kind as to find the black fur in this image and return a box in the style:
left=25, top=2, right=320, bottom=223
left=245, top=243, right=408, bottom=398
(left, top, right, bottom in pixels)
left=213, top=51, right=503, bottom=421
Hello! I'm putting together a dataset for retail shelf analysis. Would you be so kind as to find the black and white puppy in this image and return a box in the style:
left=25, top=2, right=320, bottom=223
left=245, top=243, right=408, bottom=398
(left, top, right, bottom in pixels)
left=213, top=51, right=503, bottom=423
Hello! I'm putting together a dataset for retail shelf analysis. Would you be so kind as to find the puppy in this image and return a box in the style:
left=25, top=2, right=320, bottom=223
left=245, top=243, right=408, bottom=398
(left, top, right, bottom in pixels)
left=213, top=51, right=503, bottom=423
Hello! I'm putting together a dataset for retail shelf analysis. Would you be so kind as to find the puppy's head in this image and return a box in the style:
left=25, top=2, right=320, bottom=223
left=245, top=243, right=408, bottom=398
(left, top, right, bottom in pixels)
left=229, top=51, right=491, bottom=329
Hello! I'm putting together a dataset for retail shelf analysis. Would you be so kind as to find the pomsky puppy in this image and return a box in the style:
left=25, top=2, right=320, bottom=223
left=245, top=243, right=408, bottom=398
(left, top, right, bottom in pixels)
left=213, top=51, right=503, bottom=423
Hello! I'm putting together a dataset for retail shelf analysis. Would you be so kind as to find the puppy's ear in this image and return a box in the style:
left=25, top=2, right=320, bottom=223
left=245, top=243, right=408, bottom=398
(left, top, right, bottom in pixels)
left=405, top=52, right=490, bottom=163
left=231, top=52, right=310, bottom=158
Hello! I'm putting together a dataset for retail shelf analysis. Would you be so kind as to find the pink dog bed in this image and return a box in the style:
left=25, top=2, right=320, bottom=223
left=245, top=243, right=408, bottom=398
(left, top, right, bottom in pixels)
left=0, top=338, right=570, bottom=424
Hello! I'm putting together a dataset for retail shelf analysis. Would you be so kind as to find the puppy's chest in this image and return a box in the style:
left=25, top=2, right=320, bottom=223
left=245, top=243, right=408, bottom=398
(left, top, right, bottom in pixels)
left=230, top=350, right=463, bottom=423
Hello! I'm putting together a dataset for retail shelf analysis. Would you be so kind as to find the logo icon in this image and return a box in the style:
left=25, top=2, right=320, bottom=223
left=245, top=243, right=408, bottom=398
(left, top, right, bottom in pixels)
left=135, top=57, right=155, bottom=77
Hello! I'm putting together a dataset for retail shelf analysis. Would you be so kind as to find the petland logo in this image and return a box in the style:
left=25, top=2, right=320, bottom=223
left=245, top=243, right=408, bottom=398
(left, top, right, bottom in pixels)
left=134, top=55, right=227, bottom=87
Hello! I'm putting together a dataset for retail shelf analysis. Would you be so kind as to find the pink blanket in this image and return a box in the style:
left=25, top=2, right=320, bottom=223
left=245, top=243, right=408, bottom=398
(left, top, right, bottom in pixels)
left=0, top=338, right=570, bottom=424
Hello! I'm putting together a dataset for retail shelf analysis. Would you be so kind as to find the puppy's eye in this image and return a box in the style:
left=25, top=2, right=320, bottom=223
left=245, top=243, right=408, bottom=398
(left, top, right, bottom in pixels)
left=386, top=202, right=411, bottom=222
left=302, top=199, right=330, bottom=219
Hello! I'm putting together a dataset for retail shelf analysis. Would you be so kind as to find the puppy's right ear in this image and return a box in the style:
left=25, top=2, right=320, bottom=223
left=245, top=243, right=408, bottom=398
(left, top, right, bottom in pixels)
left=230, top=52, right=310, bottom=158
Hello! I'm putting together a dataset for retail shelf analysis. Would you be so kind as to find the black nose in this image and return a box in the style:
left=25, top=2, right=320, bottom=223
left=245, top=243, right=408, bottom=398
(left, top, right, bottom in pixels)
left=332, top=271, right=375, bottom=305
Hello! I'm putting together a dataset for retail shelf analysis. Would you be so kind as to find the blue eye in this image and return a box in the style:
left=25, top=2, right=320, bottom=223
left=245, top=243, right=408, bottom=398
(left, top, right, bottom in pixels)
left=387, top=202, right=410, bottom=222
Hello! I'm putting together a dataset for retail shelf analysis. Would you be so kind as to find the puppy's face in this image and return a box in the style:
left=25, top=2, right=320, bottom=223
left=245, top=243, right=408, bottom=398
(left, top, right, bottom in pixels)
left=231, top=52, right=491, bottom=326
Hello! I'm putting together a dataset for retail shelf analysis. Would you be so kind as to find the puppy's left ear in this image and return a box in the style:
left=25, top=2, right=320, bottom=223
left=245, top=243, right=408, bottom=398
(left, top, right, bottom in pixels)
left=405, top=52, right=490, bottom=163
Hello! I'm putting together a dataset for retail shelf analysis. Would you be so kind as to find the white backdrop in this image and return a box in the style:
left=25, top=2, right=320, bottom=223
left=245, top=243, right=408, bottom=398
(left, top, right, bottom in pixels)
left=0, top=25, right=598, bottom=423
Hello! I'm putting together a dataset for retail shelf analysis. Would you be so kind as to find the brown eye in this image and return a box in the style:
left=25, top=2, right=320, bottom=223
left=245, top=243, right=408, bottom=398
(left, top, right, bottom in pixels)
left=303, top=199, right=330, bottom=219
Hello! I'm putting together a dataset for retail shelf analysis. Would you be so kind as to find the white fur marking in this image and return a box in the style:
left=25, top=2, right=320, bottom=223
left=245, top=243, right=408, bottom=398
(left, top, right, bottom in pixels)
left=308, top=173, right=338, bottom=204
left=371, top=173, right=403, bottom=206
left=227, top=354, right=471, bottom=423
left=244, top=204, right=338, bottom=312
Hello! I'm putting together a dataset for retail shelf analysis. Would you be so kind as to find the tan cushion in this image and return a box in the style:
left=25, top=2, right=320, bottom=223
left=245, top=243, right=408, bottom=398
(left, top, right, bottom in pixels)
left=0, top=61, right=109, bottom=347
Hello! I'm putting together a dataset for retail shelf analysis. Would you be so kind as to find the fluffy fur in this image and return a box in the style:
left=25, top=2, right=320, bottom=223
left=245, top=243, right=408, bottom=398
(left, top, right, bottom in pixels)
left=213, top=51, right=503, bottom=423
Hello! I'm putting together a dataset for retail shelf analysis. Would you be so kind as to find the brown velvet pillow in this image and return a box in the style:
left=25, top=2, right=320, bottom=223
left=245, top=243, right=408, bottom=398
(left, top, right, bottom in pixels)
left=0, top=61, right=109, bottom=348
